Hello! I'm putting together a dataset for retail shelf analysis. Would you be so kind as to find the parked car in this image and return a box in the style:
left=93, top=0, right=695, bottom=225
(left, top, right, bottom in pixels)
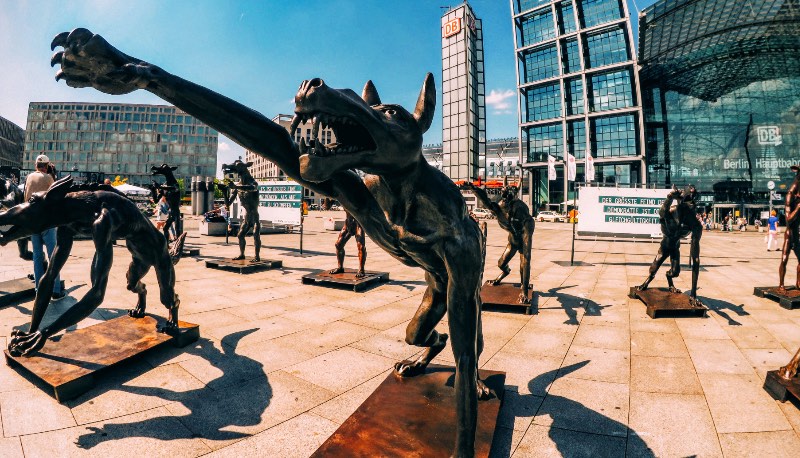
left=472, top=208, right=494, bottom=219
left=537, top=211, right=566, bottom=222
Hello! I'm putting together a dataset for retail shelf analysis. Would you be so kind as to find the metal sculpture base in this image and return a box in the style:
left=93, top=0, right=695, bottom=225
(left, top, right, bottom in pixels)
left=0, top=278, right=36, bottom=307
left=4, top=314, right=199, bottom=402
left=301, top=269, right=389, bottom=292
left=753, top=286, right=800, bottom=310
left=311, top=364, right=506, bottom=458
left=182, top=245, right=200, bottom=257
left=480, top=282, right=534, bottom=315
left=764, top=370, right=800, bottom=403
left=629, top=287, right=707, bottom=319
left=205, top=257, right=282, bottom=274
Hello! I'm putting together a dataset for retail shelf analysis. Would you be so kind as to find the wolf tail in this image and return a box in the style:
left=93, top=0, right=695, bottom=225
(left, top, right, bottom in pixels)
left=169, top=232, right=187, bottom=265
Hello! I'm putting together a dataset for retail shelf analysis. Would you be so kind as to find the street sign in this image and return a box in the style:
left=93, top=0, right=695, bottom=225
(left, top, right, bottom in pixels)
left=768, top=180, right=775, bottom=190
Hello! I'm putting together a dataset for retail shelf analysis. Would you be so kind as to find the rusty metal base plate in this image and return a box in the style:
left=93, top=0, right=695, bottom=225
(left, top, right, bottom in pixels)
left=0, top=277, right=35, bottom=307
left=764, top=370, right=800, bottom=403
left=629, top=287, right=707, bottom=319
left=4, top=315, right=199, bottom=402
left=480, top=282, right=534, bottom=315
left=301, top=269, right=389, bottom=292
left=753, top=286, right=800, bottom=310
left=205, top=257, right=282, bottom=274
left=311, top=364, right=506, bottom=458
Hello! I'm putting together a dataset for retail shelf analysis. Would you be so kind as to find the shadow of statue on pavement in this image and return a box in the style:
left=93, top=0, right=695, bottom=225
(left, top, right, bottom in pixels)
left=75, top=328, right=271, bottom=448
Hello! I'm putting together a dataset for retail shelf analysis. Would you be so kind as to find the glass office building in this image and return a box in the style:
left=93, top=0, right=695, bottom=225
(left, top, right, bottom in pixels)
left=441, top=2, right=486, bottom=182
left=511, top=0, right=644, bottom=209
left=23, top=102, right=218, bottom=185
left=639, top=0, right=800, bottom=222
left=0, top=116, right=24, bottom=169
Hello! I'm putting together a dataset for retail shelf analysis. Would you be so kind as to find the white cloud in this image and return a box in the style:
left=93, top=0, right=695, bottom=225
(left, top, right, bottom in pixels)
left=485, top=89, right=516, bottom=115
left=218, top=142, right=231, bottom=152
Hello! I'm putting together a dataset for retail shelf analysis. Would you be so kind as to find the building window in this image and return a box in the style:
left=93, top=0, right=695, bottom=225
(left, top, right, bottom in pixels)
left=568, top=120, right=587, bottom=158
left=525, top=83, right=562, bottom=122
left=579, top=0, right=623, bottom=28
left=519, top=9, right=555, bottom=47
left=526, top=123, right=563, bottom=162
left=521, top=45, right=559, bottom=83
left=589, top=68, right=633, bottom=111
left=557, top=1, right=577, bottom=34
left=516, top=0, right=550, bottom=14
left=565, top=77, right=584, bottom=115
left=584, top=26, right=629, bottom=68
left=561, top=38, right=581, bottom=74
left=591, top=114, right=637, bottom=157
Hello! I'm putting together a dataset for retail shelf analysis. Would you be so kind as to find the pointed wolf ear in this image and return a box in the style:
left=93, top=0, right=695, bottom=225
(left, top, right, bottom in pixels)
left=170, top=166, right=177, bottom=171
left=45, top=175, right=73, bottom=201
left=362, top=80, right=381, bottom=106
left=245, top=162, right=253, bottom=168
left=413, top=73, right=436, bottom=134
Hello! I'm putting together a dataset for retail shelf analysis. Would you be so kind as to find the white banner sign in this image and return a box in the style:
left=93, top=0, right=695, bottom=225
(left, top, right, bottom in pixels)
left=567, top=154, right=576, bottom=181
left=577, top=187, right=672, bottom=236
left=586, top=156, right=594, bottom=182
left=547, top=155, right=556, bottom=180
left=257, top=181, right=302, bottom=225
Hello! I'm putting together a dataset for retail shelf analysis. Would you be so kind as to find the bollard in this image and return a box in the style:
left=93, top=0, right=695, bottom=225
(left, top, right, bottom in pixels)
left=197, top=177, right=207, bottom=216
left=205, top=177, right=214, bottom=213
left=190, top=176, right=198, bottom=215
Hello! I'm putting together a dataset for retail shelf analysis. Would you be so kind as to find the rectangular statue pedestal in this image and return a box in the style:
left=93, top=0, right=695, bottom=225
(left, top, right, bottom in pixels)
left=311, top=364, right=506, bottom=458
left=480, top=282, right=534, bottom=315
left=4, top=315, right=199, bottom=402
left=629, top=287, right=707, bottom=319
left=301, top=269, right=389, bottom=292
left=0, top=278, right=35, bottom=307
left=753, top=286, right=800, bottom=310
left=764, top=370, right=800, bottom=403
left=205, top=257, right=282, bottom=274
left=182, top=245, right=200, bottom=257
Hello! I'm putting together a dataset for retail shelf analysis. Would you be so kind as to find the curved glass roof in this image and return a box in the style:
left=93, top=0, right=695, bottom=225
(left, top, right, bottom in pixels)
left=638, top=0, right=800, bottom=101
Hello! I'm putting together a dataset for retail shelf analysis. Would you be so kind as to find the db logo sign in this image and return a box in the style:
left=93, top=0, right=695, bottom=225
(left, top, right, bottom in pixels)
left=757, top=126, right=782, bottom=146
left=443, top=18, right=461, bottom=38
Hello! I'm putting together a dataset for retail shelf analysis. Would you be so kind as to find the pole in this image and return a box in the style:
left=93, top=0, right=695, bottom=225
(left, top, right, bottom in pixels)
left=300, top=188, right=305, bottom=256
left=570, top=185, right=577, bottom=266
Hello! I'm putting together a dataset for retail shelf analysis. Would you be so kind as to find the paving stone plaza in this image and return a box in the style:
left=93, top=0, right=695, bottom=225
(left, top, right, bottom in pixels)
left=0, top=212, right=798, bottom=457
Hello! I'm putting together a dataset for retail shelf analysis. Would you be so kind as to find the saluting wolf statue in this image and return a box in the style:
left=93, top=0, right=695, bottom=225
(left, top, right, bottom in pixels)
left=51, top=28, right=490, bottom=456
left=0, top=175, right=34, bottom=261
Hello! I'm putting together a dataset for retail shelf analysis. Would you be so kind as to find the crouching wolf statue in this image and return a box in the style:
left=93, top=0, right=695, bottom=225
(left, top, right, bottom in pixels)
left=49, top=27, right=490, bottom=456
left=0, top=175, right=35, bottom=261
left=636, top=184, right=703, bottom=305
left=0, top=177, right=186, bottom=357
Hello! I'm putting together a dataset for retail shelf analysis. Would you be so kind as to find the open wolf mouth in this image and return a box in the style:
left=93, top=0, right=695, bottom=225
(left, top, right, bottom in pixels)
left=291, top=112, right=377, bottom=157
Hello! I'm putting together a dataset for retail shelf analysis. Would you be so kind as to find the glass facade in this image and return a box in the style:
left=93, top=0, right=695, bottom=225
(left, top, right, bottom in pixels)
left=442, top=2, right=486, bottom=181
left=640, top=0, right=800, bottom=218
left=24, top=102, right=218, bottom=186
left=513, top=0, right=643, bottom=209
left=0, top=116, right=24, bottom=168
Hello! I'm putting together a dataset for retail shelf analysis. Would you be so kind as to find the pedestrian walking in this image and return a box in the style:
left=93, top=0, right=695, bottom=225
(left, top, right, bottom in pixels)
left=767, top=210, right=779, bottom=251
left=24, top=155, right=65, bottom=300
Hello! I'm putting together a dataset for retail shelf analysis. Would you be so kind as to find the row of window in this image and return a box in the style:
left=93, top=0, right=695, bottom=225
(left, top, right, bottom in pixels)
left=520, top=25, right=630, bottom=84
left=28, top=110, right=205, bottom=127
left=26, top=121, right=215, bottom=137
left=27, top=142, right=216, bottom=157
left=525, top=113, right=638, bottom=161
left=517, top=0, right=623, bottom=46
left=524, top=68, right=635, bottom=121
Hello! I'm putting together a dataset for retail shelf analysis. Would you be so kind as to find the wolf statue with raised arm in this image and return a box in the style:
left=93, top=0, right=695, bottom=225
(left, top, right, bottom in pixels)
left=49, top=28, right=491, bottom=456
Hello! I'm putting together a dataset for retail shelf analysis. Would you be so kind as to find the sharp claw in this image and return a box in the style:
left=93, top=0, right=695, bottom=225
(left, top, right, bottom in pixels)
left=50, top=51, right=64, bottom=67
left=66, top=28, right=94, bottom=47
left=51, top=31, right=69, bottom=50
left=55, top=69, right=66, bottom=82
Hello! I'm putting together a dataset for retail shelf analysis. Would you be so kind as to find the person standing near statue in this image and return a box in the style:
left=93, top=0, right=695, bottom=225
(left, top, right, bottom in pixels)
left=24, top=155, right=65, bottom=300
left=767, top=210, right=779, bottom=251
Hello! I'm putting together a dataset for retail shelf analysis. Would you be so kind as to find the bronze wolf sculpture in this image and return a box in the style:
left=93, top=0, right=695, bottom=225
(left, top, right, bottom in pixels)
left=49, top=28, right=489, bottom=456
left=331, top=211, right=367, bottom=278
left=778, top=165, right=800, bottom=292
left=464, top=178, right=534, bottom=303
left=636, top=184, right=703, bottom=305
left=0, top=177, right=185, bottom=356
left=218, top=160, right=261, bottom=262
left=0, top=175, right=34, bottom=261
left=150, top=163, right=183, bottom=239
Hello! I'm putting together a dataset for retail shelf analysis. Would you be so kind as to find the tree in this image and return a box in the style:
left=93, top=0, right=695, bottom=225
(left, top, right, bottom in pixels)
left=111, top=175, right=128, bottom=186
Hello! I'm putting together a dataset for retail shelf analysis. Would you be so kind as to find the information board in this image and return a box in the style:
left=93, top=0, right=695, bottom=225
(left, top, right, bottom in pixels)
left=577, top=187, right=671, bottom=237
left=257, top=181, right=302, bottom=225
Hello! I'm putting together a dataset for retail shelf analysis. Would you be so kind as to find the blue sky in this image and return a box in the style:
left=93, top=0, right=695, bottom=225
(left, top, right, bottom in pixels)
left=0, top=0, right=657, bottom=174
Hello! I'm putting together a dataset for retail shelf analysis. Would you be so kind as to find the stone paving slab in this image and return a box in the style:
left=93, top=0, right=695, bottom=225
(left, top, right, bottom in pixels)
left=0, top=213, right=797, bottom=456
